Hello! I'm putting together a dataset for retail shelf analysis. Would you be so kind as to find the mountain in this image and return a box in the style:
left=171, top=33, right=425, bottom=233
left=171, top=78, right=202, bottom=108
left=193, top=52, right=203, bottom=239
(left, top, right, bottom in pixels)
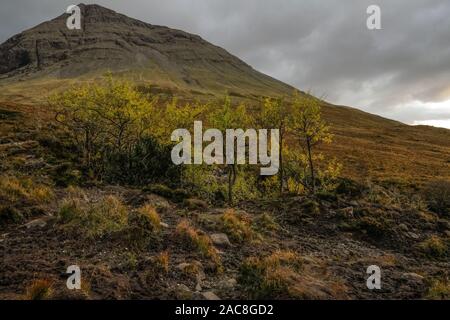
left=0, top=3, right=449, bottom=183
left=0, top=3, right=294, bottom=99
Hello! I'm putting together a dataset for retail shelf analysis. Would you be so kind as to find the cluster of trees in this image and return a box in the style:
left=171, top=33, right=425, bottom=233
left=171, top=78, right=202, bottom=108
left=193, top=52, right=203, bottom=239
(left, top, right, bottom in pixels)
left=50, top=76, right=341, bottom=204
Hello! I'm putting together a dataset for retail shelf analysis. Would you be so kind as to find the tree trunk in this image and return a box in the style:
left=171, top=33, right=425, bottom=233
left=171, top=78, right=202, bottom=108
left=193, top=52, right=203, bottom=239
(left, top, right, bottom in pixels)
left=306, top=138, right=315, bottom=194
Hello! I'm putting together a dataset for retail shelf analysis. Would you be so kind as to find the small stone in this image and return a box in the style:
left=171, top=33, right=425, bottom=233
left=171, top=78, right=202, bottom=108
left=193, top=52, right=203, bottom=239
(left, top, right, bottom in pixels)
left=401, top=273, right=424, bottom=283
left=24, top=218, right=47, bottom=229
left=174, top=284, right=193, bottom=300
left=407, top=232, right=420, bottom=240
left=210, top=233, right=231, bottom=247
left=201, top=291, right=220, bottom=300
left=218, top=277, right=237, bottom=289
left=160, top=222, right=169, bottom=228
left=338, top=207, right=354, bottom=218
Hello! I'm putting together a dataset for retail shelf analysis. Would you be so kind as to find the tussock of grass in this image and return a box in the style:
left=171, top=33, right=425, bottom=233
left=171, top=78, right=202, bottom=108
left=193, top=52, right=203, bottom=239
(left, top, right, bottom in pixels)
left=24, top=279, right=53, bottom=300
left=0, top=175, right=54, bottom=204
left=136, top=204, right=161, bottom=232
left=239, top=251, right=347, bottom=299
left=254, top=212, right=279, bottom=233
left=0, top=206, right=24, bottom=225
left=418, top=236, right=448, bottom=258
left=220, top=209, right=254, bottom=243
left=426, top=279, right=450, bottom=299
left=175, top=219, right=222, bottom=271
left=154, top=251, right=170, bottom=274
left=58, top=194, right=128, bottom=238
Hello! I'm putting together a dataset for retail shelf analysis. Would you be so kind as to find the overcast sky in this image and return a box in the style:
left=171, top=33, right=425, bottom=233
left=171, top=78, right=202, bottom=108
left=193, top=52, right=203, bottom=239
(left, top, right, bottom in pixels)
left=1, top=0, right=450, bottom=128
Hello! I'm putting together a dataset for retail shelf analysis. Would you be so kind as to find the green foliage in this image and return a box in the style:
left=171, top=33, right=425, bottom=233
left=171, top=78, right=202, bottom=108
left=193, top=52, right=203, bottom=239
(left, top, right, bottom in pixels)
left=50, top=76, right=178, bottom=185
left=287, top=93, right=333, bottom=194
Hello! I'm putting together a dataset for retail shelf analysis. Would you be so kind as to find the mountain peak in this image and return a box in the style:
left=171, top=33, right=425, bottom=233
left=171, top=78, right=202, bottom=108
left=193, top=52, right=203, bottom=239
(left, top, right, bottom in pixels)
left=0, top=4, right=294, bottom=98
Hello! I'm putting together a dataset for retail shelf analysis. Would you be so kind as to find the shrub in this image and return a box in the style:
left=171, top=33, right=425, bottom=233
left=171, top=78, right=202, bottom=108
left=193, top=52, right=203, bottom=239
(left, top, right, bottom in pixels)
left=335, top=178, right=366, bottom=197
left=300, top=199, right=320, bottom=215
left=220, top=209, right=254, bottom=243
left=25, top=279, right=53, bottom=300
left=103, top=136, right=182, bottom=186
left=0, top=206, right=24, bottom=226
left=418, top=236, right=448, bottom=258
left=175, top=219, right=221, bottom=270
left=424, top=180, right=450, bottom=217
left=254, top=212, right=279, bottom=233
left=355, top=216, right=392, bottom=238
left=57, top=195, right=129, bottom=238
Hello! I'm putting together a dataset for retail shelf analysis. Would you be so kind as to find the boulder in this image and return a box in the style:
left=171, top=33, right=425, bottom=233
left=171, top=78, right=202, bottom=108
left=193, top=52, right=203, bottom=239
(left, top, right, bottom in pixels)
left=210, top=233, right=232, bottom=247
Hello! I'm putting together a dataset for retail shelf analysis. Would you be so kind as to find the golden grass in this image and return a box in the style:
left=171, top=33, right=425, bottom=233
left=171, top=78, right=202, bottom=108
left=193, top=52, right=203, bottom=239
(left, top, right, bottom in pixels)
left=220, top=209, right=254, bottom=243
left=136, top=204, right=161, bottom=233
left=418, top=236, right=448, bottom=258
left=24, top=279, right=53, bottom=300
left=175, top=219, right=222, bottom=270
left=0, top=175, right=54, bottom=204
left=239, top=250, right=347, bottom=299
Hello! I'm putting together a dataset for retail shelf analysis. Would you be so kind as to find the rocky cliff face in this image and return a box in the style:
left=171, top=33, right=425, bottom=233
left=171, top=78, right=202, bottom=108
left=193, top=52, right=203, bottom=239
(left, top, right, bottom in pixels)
left=0, top=4, right=293, bottom=96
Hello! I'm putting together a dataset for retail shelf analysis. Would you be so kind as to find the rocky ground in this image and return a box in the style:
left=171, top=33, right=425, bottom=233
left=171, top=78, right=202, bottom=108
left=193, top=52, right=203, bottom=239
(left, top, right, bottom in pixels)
left=0, top=104, right=449, bottom=300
